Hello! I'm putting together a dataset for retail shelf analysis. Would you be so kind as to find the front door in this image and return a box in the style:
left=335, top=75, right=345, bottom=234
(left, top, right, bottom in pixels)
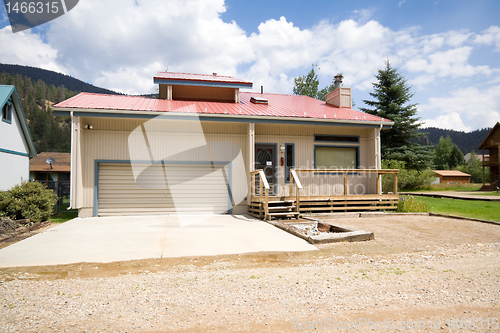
left=255, top=144, right=277, bottom=195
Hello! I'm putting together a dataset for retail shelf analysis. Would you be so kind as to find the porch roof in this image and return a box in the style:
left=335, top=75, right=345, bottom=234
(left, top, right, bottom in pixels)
left=53, top=92, right=393, bottom=126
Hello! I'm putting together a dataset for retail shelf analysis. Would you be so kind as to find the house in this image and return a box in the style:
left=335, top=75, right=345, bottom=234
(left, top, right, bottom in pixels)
left=30, top=152, right=71, bottom=196
left=432, top=170, right=471, bottom=184
left=0, top=85, right=37, bottom=191
left=464, top=152, right=488, bottom=163
left=53, top=72, right=398, bottom=219
left=478, top=122, right=500, bottom=191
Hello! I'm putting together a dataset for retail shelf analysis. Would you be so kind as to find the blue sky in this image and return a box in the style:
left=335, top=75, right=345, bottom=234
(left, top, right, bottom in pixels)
left=1, top=0, right=499, bottom=131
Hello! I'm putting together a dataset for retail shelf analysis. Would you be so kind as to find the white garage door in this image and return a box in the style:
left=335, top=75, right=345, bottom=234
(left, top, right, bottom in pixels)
left=97, top=162, right=230, bottom=217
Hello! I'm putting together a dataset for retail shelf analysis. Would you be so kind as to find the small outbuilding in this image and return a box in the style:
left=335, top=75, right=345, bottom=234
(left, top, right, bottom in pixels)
left=432, top=170, right=471, bottom=184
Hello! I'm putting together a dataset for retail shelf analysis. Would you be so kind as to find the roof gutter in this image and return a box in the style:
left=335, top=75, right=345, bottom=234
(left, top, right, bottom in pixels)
left=53, top=107, right=394, bottom=128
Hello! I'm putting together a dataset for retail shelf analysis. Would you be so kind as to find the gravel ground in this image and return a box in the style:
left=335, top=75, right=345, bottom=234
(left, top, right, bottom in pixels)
left=1, top=215, right=499, bottom=332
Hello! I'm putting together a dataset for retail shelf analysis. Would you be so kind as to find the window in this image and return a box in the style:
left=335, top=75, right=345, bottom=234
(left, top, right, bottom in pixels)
left=314, top=135, right=359, bottom=143
left=315, top=146, right=358, bottom=169
left=285, top=143, right=294, bottom=182
left=2, top=101, right=12, bottom=123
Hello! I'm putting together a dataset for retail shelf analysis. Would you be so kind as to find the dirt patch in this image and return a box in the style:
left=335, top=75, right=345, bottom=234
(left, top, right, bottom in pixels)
left=0, top=214, right=499, bottom=332
left=0, top=220, right=56, bottom=250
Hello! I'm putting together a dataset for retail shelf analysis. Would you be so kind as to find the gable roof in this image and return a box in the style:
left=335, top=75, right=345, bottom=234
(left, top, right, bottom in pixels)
left=478, top=122, right=500, bottom=150
left=53, top=91, right=393, bottom=127
left=30, top=152, right=70, bottom=172
left=0, top=85, right=36, bottom=158
left=433, top=170, right=471, bottom=177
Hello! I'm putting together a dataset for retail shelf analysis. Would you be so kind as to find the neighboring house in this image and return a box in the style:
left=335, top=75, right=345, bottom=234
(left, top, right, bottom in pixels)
left=432, top=170, right=471, bottom=184
left=30, top=152, right=71, bottom=196
left=478, top=122, right=500, bottom=191
left=464, top=152, right=488, bottom=163
left=0, top=85, right=36, bottom=191
left=53, top=72, right=397, bottom=219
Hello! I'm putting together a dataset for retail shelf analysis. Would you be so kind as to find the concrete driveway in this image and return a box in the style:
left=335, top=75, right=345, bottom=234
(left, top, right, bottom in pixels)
left=0, top=215, right=316, bottom=267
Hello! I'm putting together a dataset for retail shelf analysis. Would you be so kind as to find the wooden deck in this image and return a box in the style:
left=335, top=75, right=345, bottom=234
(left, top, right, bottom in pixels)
left=248, top=169, right=399, bottom=220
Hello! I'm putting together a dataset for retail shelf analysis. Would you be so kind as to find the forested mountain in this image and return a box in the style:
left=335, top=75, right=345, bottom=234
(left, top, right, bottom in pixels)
left=417, top=127, right=492, bottom=154
left=0, top=72, right=76, bottom=153
left=0, top=63, right=119, bottom=95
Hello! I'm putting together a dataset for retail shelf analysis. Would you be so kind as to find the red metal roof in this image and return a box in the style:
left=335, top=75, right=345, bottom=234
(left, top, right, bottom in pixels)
left=54, top=92, right=392, bottom=123
left=153, top=72, right=253, bottom=86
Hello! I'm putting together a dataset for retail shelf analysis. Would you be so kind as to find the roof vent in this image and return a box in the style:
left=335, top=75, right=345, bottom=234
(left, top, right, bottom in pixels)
left=250, top=96, right=268, bottom=105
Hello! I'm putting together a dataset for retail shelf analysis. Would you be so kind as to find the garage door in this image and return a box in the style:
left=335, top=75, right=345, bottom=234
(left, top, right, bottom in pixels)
left=97, top=162, right=230, bottom=217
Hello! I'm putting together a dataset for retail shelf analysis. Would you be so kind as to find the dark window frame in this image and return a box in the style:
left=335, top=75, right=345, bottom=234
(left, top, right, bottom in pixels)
left=284, top=143, right=295, bottom=183
left=2, top=101, right=12, bottom=124
left=314, top=134, right=359, bottom=144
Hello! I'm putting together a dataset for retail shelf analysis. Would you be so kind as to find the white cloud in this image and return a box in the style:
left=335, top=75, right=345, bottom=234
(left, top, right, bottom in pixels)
left=0, top=26, right=65, bottom=73
left=474, top=26, right=500, bottom=51
left=46, top=0, right=252, bottom=93
left=420, top=85, right=500, bottom=131
left=351, top=8, right=375, bottom=24
left=0, top=1, right=499, bottom=131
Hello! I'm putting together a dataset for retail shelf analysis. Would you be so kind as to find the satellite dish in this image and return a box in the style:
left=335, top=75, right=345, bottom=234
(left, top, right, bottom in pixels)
left=46, top=158, right=56, bottom=169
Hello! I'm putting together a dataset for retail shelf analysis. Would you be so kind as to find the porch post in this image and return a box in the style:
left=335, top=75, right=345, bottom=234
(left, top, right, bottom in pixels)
left=344, top=172, right=348, bottom=195
left=248, top=123, right=255, bottom=205
left=482, top=148, right=485, bottom=186
left=375, top=125, right=382, bottom=194
left=248, top=123, right=255, bottom=172
left=393, top=173, right=398, bottom=194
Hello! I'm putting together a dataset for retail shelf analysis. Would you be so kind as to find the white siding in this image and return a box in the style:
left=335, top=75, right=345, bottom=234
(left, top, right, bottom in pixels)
left=0, top=152, right=29, bottom=191
left=75, top=118, right=248, bottom=216
left=0, top=104, right=29, bottom=155
left=73, top=117, right=381, bottom=216
left=0, top=101, right=30, bottom=191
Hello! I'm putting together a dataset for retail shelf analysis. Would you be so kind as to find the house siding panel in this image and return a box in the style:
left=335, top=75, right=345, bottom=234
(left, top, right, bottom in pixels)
left=255, top=124, right=378, bottom=196
left=77, top=118, right=248, bottom=215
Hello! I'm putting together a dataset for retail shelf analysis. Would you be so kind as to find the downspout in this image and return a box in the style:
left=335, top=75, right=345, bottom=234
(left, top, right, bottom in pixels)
left=68, top=111, right=75, bottom=210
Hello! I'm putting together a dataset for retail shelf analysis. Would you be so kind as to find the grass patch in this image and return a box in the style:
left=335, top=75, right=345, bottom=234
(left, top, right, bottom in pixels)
left=467, top=191, right=500, bottom=196
left=51, top=198, right=78, bottom=223
left=396, top=195, right=429, bottom=213
left=50, top=211, right=78, bottom=223
left=413, top=196, right=500, bottom=222
left=404, top=183, right=482, bottom=192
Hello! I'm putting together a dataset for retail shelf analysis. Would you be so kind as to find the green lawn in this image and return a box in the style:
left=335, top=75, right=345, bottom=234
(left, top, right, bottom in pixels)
left=413, top=196, right=500, bottom=222
left=51, top=198, right=78, bottom=223
left=467, top=191, right=500, bottom=196
left=405, top=183, right=482, bottom=192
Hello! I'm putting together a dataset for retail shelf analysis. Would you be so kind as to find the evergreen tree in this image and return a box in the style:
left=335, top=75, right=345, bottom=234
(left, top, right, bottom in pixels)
left=449, top=145, right=464, bottom=168
left=1, top=71, right=77, bottom=153
left=360, top=61, right=432, bottom=170
left=433, top=136, right=454, bottom=169
left=433, top=135, right=464, bottom=169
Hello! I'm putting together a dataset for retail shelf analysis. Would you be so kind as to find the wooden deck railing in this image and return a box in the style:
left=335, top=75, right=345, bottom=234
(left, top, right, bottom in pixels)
left=250, top=170, right=270, bottom=220
left=292, top=169, right=399, bottom=197
left=249, top=168, right=400, bottom=219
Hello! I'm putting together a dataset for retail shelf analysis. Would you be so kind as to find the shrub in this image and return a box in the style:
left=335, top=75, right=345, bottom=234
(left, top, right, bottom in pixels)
left=382, top=159, right=435, bottom=192
left=0, top=181, right=58, bottom=222
left=396, top=195, right=429, bottom=213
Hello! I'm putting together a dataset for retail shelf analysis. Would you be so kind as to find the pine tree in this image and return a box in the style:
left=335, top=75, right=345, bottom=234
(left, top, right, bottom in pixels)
left=449, top=145, right=464, bottom=169
left=360, top=61, right=432, bottom=170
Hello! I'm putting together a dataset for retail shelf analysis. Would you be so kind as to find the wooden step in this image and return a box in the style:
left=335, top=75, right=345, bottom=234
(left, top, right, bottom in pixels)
left=268, top=206, right=296, bottom=211
left=268, top=212, right=300, bottom=216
